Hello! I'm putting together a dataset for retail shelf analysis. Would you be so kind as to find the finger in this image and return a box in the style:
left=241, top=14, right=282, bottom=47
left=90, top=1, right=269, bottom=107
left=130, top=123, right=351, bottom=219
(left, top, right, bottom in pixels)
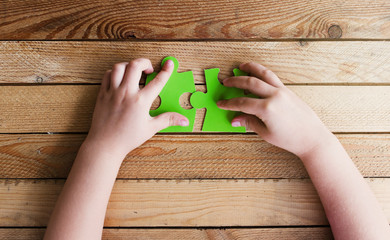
left=110, top=62, right=128, bottom=89
left=223, top=76, right=276, bottom=97
left=152, top=112, right=189, bottom=132
left=142, top=60, right=174, bottom=102
left=99, top=70, right=111, bottom=95
left=121, top=58, right=153, bottom=91
left=239, top=62, right=284, bottom=88
left=231, top=113, right=269, bottom=136
left=217, top=97, right=266, bottom=117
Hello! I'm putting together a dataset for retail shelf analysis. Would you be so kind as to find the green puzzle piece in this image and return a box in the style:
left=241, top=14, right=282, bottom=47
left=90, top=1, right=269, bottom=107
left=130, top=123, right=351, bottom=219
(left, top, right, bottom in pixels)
left=190, top=68, right=254, bottom=132
left=146, top=56, right=255, bottom=132
left=145, top=56, right=196, bottom=132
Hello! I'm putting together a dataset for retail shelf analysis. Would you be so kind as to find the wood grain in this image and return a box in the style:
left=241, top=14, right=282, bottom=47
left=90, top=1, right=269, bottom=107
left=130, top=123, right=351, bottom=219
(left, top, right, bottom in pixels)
left=0, top=227, right=334, bottom=240
left=0, top=179, right=389, bottom=227
left=1, top=0, right=388, bottom=238
left=0, top=85, right=389, bottom=133
left=0, top=134, right=389, bottom=179
left=1, top=41, right=390, bottom=84
left=0, top=0, right=389, bottom=40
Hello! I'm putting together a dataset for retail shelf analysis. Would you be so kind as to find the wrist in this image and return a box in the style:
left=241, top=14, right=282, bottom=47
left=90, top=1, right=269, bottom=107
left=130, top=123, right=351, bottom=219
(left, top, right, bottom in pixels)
left=80, top=137, right=129, bottom=163
left=297, top=131, right=340, bottom=161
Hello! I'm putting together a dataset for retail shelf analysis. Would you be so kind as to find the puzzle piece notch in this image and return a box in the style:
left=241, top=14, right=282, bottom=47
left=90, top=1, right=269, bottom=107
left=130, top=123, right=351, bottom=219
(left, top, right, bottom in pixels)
left=191, top=68, right=248, bottom=108
left=190, top=68, right=254, bottom=132
left=145, top=56, right=196, bottom=132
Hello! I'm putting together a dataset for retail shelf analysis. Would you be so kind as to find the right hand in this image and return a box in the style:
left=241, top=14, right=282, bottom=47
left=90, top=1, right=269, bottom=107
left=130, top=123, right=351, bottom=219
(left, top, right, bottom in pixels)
left=85, top=58, right=189, bottom=159
left=217, top=62, right=334, bottom=158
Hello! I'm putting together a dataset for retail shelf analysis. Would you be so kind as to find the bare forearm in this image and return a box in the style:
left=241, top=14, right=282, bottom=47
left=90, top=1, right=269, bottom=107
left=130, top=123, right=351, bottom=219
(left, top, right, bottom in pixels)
left=44, top=141, right=125, bottom=240
left=217, top=61, right=389, bottom=238
left=300, top=134, right=390, bottom=239
left=44, top=58, right=182, bottom=240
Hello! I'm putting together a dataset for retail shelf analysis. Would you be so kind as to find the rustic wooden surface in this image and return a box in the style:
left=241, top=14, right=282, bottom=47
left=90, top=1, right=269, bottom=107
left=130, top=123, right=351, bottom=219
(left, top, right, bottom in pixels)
left=1, top=179, right=390, bottom=227
left=0, top=134, right=389, bottom=179
left=0, top=0, right=389, bottom=40
left=0, top=228, right=334, bottom=240
left=1, top=41, right=390, bottom=84
left=1, top=0, right=389, bottom=239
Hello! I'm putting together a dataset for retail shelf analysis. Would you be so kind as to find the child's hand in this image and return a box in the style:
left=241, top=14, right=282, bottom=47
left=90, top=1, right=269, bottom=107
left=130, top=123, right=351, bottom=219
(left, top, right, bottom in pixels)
left=217, top=62, right=333, bottom=158
left=85, top=58, right=189, bottom=158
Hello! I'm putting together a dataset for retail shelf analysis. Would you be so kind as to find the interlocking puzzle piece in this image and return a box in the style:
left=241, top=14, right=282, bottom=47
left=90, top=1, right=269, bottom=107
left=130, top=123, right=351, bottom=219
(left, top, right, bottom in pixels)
left=145, top=56, right=196, bottom=132
left=190, top=68, right=255, bottom=132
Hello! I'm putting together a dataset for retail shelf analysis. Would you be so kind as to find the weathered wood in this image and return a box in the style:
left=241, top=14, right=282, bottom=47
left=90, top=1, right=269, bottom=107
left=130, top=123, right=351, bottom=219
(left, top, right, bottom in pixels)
left=105, top=228, right=334, bottom=240
left=0, top=227, right=334, bottom=240
left=0, top=85, right=97, bottom=133
left=0, top=134, right=389, bottom=179
left=1, top=41, right=390, bottom=84
left=1, top=179, right=389, bottom=227
left=0, top=0, right=389, bottom=40
left=0, top=1, right=388, bottom=238
left=0, top=85, right=389, bottom=133
left=0, top=229, right=45, bottom=240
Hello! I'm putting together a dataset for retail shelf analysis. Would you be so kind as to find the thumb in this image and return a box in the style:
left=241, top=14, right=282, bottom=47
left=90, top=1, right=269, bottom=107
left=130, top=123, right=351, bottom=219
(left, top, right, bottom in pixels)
left=153, top=112, right=189, bottom=132
left=232, top=114, right=268, bottom=136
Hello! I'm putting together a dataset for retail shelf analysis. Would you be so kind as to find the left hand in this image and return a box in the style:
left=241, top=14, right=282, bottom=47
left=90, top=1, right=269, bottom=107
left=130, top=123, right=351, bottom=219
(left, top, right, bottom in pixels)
left=217, top=62, right=332, bottom=158
left=84, top=58, right=189, bottom=158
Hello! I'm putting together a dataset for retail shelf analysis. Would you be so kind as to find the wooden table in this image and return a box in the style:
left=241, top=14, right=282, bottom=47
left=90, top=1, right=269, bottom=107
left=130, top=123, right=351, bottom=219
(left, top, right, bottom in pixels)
left=1, top=1, right=390, bottom=239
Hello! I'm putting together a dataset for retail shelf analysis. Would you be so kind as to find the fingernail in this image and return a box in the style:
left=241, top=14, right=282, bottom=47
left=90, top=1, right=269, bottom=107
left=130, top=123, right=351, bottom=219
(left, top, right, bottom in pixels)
left=179, top=119, right=189, bottom=126
left=232, top=121, right=241, bottom=127
left=165, top=60, right=173, bottom=67
left=217, top=100, right=223, bottom=106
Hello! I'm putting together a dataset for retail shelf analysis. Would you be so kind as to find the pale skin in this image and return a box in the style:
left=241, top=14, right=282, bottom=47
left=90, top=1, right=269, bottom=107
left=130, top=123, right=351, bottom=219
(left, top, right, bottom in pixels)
left=44, top=59, right=390, bottom=240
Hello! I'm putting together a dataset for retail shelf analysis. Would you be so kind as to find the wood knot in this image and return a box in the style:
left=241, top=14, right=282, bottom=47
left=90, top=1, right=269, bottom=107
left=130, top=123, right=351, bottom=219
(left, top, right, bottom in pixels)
left=125, top=31, right=137, bottom=39
left=35, top=76, right=44, bottom=83
left=298, top=40, right=307, bottom=47
left=328, top=25, right=342, bottom=39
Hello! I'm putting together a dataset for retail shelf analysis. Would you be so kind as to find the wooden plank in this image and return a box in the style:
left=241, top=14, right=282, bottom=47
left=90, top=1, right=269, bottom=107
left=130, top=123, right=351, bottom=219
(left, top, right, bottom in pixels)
left=0, top=229, right=45, bottom=240
left=105, top=228, right=334, bottom=240
left=0, top=227, right=334, bottom=240
left=0, top=179, right=389, bottom=227
left=0, top=85, right=389, bottom=133
left=1, top=41, right=390, bottom=84
left=0, top=134, right=389, bottom=179
left=0, top=0, right=389, bottom=40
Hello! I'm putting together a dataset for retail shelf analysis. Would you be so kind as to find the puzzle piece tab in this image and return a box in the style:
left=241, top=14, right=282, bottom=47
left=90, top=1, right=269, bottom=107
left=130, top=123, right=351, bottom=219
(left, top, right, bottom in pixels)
left=190, top=68, right=255, bottom=132
left=145, top=56, right=196, bottom=132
